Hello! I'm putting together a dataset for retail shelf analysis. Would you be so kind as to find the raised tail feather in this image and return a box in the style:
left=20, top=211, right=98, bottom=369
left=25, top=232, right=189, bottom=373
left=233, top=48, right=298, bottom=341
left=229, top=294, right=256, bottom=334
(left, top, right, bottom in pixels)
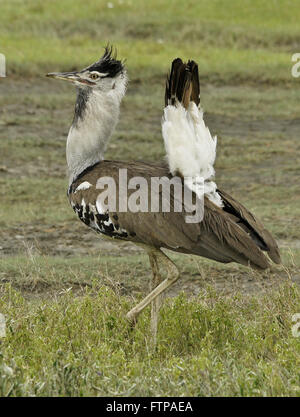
left=165, top=58, right=200, bottom=109
left=162, top=57, right=218, bottom=184
left=162, top=58, right=281, bottom=269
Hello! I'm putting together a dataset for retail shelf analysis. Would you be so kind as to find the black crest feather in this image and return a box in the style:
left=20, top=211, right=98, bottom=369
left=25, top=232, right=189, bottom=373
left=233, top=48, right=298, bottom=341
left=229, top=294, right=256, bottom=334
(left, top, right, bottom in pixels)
left=86, top=45, right=124, bottom=77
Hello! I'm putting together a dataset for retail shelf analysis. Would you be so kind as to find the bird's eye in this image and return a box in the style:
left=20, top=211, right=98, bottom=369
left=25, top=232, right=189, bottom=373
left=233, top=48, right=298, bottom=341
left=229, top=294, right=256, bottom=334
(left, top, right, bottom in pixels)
left=90, top=73, right=99, bottom=80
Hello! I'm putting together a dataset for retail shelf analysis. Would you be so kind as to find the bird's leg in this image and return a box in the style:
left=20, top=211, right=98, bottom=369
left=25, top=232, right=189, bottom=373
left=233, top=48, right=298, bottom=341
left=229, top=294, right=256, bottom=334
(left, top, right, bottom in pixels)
left=126, top=249, right=180, bottom=337
left=148, top=250, right=163, bottom=346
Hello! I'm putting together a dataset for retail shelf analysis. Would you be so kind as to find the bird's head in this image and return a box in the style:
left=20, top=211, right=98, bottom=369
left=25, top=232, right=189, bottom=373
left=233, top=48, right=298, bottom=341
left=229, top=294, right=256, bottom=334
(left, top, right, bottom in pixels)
left=47, top=45, right=127, bottom=96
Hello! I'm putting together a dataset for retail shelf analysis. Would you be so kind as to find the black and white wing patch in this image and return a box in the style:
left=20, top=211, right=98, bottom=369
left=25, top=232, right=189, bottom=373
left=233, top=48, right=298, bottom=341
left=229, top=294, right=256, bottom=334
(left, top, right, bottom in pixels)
left=68, top=180, right=129, bottom=239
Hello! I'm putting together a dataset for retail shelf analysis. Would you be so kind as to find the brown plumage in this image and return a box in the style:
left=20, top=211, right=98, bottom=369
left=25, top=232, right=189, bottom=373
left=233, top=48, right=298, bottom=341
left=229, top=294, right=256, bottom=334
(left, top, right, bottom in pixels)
left=69, top=160, right=280, bottom=271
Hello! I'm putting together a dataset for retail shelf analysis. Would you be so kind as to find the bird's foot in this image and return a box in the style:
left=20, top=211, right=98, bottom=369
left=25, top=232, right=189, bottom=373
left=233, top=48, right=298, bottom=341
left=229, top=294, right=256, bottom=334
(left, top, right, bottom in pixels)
left=126, top=311, right=138, bottom=330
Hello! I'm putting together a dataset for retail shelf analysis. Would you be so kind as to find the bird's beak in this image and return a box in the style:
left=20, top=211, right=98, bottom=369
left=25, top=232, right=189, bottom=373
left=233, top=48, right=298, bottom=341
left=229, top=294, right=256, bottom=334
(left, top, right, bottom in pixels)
left=46, top=71, right=80, bottom=82
left=46, top=71, right=95, bottom=85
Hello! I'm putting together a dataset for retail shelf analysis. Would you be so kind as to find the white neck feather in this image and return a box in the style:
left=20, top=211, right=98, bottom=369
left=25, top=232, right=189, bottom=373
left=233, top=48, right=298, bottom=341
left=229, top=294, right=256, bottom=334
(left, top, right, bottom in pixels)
left=67, top=78, right=126, bottom=184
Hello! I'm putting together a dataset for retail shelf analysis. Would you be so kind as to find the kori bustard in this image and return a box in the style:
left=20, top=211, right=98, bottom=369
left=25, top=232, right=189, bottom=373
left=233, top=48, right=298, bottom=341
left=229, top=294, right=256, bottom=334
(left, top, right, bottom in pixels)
left=47, top=46, right=280, bottom=344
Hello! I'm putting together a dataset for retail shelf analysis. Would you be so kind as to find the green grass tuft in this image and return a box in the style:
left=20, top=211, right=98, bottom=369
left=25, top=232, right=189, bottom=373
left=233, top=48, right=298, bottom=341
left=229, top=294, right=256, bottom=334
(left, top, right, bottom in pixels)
left=1, top=282, right=300, bottom=396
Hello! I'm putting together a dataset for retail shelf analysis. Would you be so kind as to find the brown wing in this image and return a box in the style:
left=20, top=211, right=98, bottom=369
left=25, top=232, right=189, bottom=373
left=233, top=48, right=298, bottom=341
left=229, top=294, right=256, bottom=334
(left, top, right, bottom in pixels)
left=217, top=189, right=281, bottom=264
left=69, top=160, right=280, bottom=271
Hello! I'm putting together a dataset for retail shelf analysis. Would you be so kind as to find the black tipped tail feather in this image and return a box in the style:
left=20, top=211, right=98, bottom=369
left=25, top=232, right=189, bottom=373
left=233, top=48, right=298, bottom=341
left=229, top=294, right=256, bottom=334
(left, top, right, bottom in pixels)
left=165, top=58, right=200, bottom=109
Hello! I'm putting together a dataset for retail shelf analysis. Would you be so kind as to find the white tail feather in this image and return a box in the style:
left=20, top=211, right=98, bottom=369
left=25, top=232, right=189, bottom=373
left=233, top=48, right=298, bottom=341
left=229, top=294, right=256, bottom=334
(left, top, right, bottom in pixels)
left=162, top=102, right=223, bottom=208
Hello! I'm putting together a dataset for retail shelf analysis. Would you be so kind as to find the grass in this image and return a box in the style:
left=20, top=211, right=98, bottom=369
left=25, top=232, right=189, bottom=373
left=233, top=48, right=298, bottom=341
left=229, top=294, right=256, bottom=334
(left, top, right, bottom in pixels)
left=1, top=282, right=300, bottom=396
left=1, top=0, right=300, bottom=397
left=1, top=0, right=299, bottom=83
